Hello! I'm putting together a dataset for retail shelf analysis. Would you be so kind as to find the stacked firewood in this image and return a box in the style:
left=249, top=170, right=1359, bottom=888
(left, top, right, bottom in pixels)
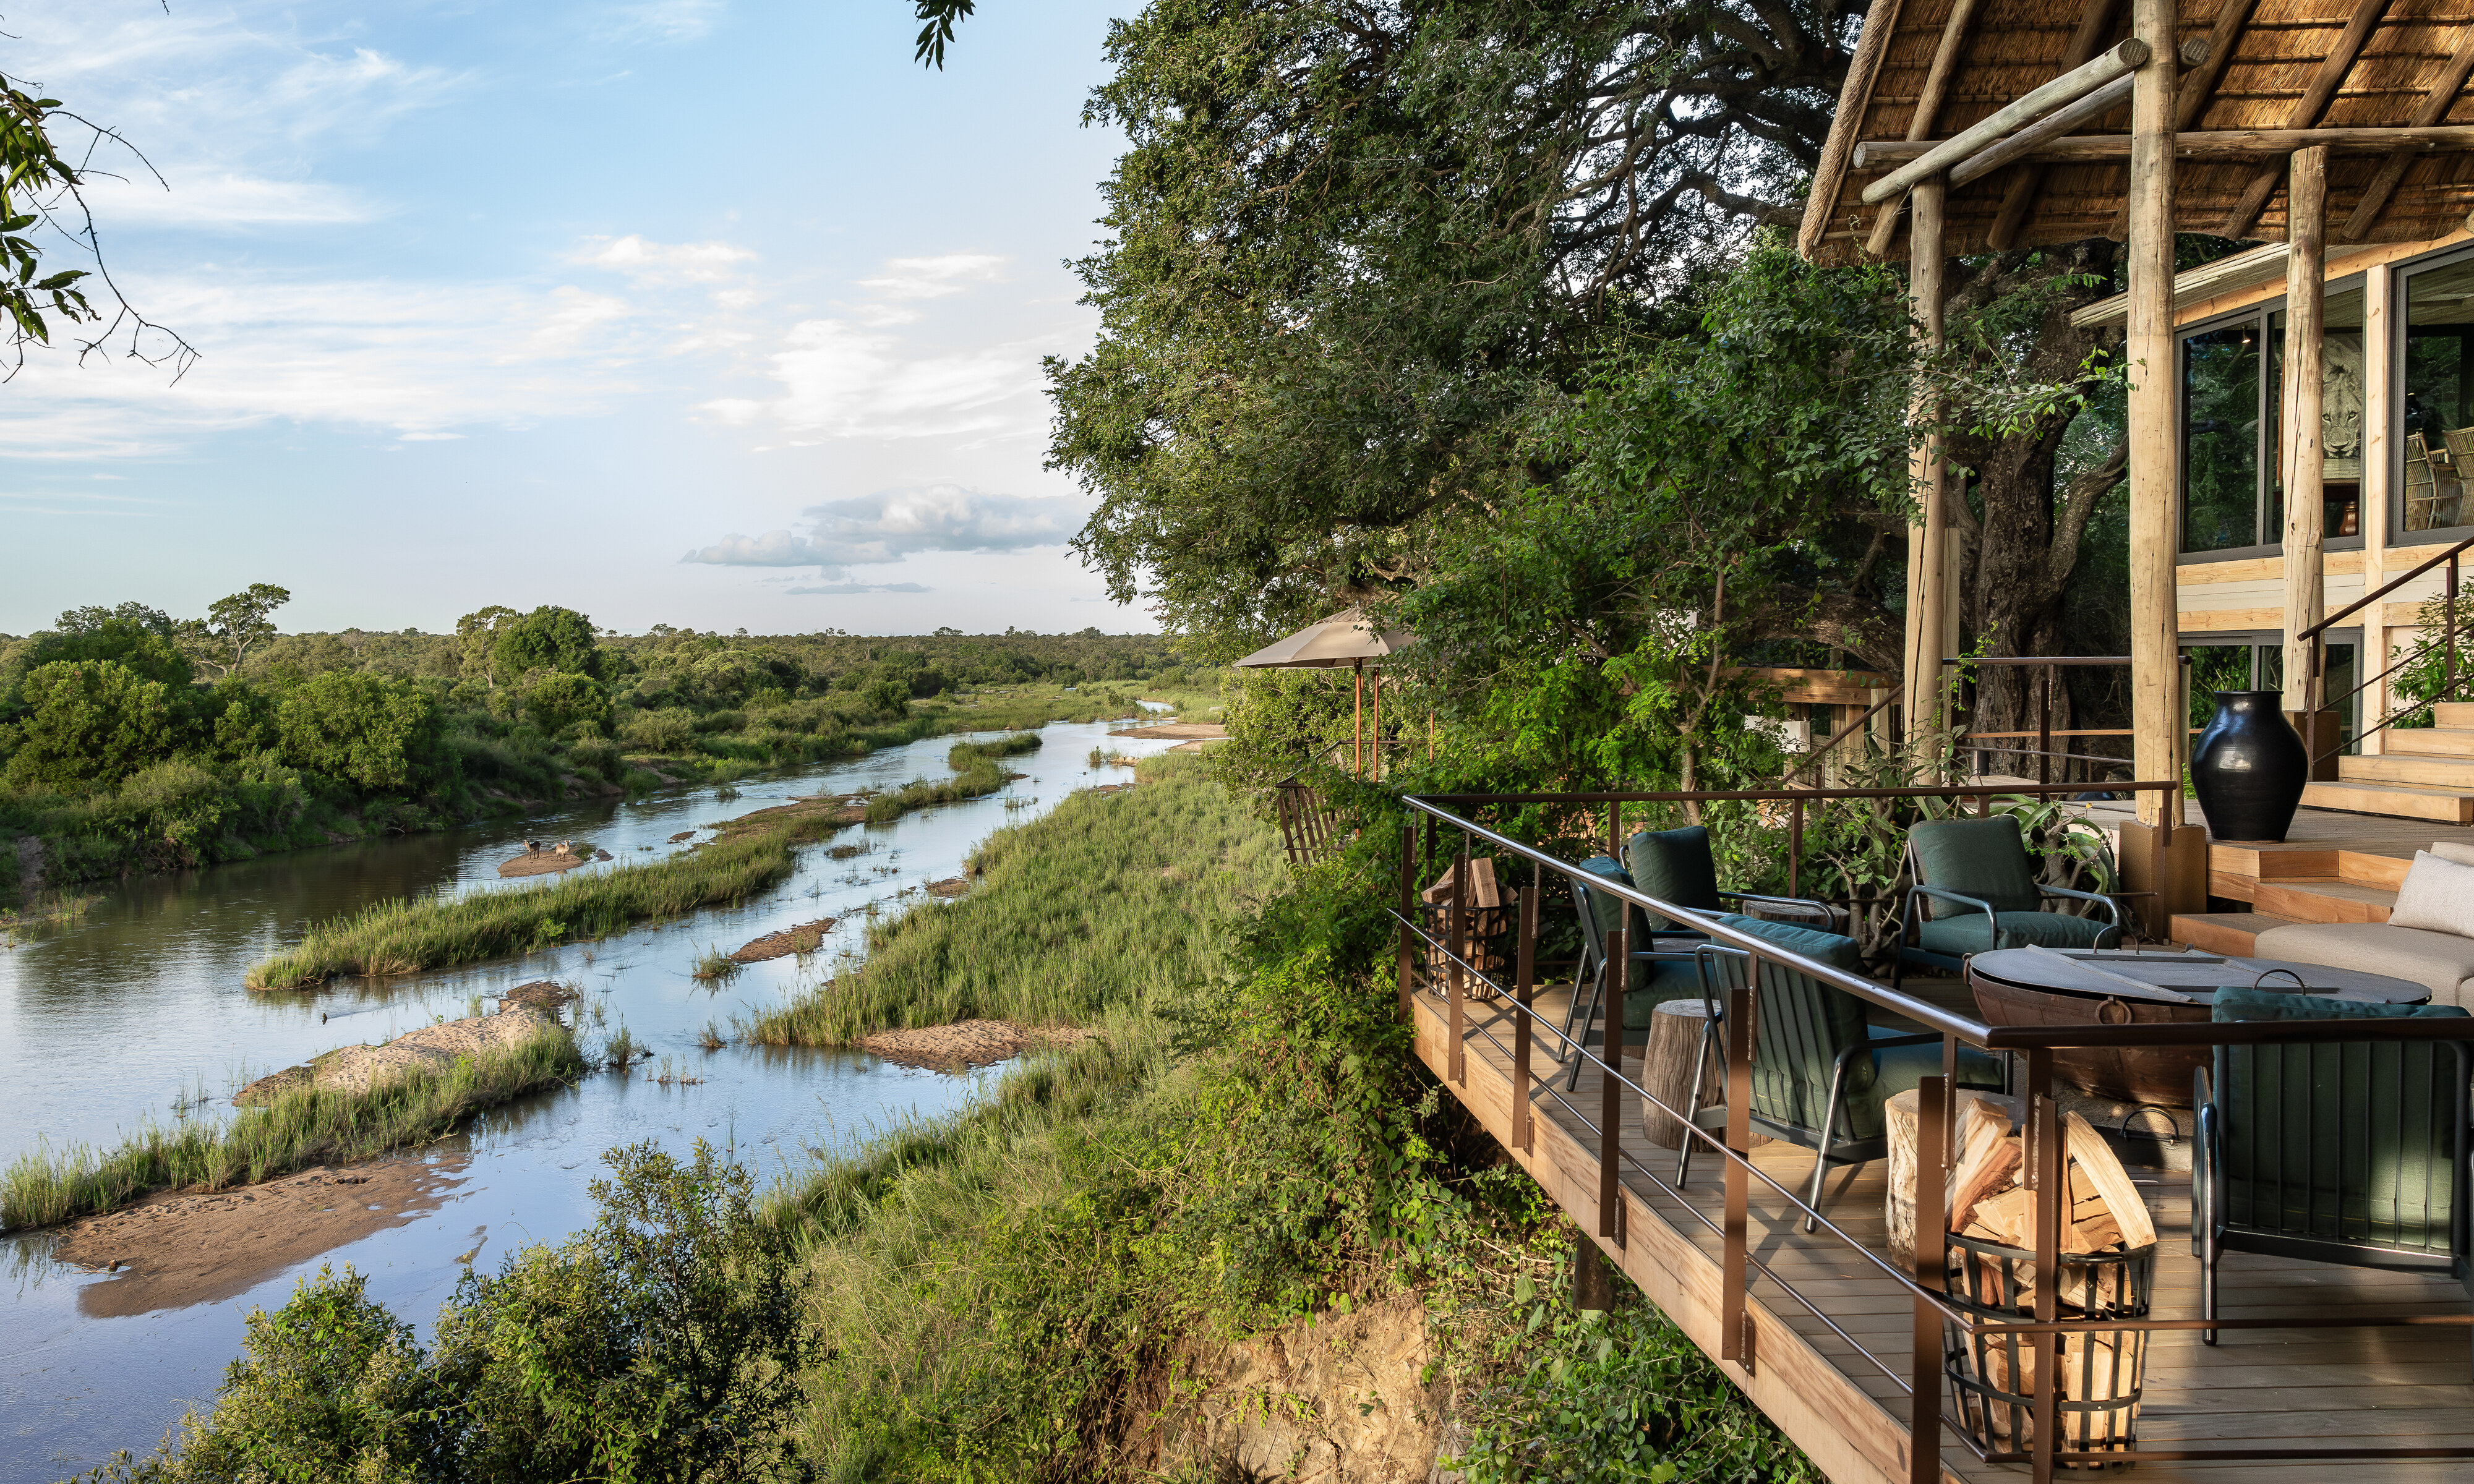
left=1944, top=1099, right=2155, bottom=1447
left=1420, top=858, right=1507, bottom=996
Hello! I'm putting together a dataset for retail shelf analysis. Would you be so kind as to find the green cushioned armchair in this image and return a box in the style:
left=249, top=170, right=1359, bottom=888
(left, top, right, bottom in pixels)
left=2196, top=987, right=2474, bottom=1354
left=1561, top=829, right=1834, bottom=1092
left=1684, top=942, right=2006, bottom=1230
left=1893, top=817, right=2121, bottom=989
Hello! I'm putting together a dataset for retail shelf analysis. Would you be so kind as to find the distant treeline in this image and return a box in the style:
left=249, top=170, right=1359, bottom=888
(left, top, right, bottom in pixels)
left=0, top=591, right=1205, bottom=906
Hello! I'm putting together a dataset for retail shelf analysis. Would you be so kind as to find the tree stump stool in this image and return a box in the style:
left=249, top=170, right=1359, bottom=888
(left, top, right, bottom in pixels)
left=1886, top=1087, right=2027, bottom=1271
left=1640, top=999, right=1723, bottom=1151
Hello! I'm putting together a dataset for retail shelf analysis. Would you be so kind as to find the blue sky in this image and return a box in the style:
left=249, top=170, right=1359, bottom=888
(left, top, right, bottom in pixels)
left=0, top=0, right=1139, bottom=636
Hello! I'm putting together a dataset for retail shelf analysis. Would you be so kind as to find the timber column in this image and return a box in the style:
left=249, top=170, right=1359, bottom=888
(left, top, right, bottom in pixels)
left=2281, top=146, right=2329, bottom=735
left=2126, top=0, right=2178, bottom=827
left=1904, top=179, right=1951, bottom=764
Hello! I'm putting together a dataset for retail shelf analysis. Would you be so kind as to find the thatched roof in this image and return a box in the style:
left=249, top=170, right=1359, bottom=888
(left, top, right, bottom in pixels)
left=1800, top=0, right=2474, bottom=263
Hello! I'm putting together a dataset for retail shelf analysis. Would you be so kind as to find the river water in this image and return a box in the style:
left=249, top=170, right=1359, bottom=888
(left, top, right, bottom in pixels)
left=0, top=715, right=1184, bottom=1479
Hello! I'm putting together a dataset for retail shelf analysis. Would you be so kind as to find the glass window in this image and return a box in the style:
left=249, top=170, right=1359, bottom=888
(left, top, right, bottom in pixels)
left=2180, top=281, right=2367, bottom=555
left=2183, top=323, right=2262, bottom=552
left=2400, top=252, right=2474, bottom=536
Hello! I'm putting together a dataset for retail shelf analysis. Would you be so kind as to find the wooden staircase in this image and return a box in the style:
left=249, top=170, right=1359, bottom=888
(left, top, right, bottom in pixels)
left=2167, top=832, right=2425, bottom=955
left=2301, top=702, right=2474, bottom=824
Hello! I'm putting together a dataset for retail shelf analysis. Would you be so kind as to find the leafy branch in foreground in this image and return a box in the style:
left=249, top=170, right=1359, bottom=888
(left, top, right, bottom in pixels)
left=0, top=72, right=194, bottom=378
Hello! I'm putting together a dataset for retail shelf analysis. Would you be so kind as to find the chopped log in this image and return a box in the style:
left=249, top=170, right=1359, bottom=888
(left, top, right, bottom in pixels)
left=2064, top=1111, right=2157, bottom=1248
left=1639, top=999, right=1720, bottom=1150
left=1886, top=1088, right=2025, bottom=1268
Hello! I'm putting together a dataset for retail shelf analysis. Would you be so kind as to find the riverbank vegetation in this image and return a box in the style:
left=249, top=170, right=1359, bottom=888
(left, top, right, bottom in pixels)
left=98, top=757, right=1810, bottom=1482
left=2, top=1022, right=581, bottom=1231
left=0, top=600, right=1213, bottom=910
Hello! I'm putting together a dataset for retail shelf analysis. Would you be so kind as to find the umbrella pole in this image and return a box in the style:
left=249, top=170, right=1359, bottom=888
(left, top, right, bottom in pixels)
left=1353, top=661, right=1364, bottom=776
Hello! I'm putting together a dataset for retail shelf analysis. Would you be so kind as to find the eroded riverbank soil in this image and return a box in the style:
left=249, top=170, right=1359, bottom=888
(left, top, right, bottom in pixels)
left=234, top=1008, right=562, bottom=1103
left=49, top=1158, right=467, bottom=1317
left=858, top=1020, right=1099, bottom=1070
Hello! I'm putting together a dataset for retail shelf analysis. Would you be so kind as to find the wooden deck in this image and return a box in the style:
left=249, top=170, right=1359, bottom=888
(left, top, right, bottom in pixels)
left=1416, top=979, right=2474, bottom=1483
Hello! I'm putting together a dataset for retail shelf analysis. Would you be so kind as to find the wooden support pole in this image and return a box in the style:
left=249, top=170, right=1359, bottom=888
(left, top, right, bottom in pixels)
left=2128, top=0, right=2179, bottom=829
left=1369, top=666, right=1381, bottom=778
left=1904, top=180, right=1951, bottom=769
left=2283, top=146, right=2330, bottom=721
left=1856, top=122, right=2474, bottom=167
left=1353, top=660, right=1364, bottom=777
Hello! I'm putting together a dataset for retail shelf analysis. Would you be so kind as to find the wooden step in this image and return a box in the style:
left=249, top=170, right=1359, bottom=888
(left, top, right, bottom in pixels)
left=2340, top=753, right=2474, bottom=787
left=2251, top=877, right=2396, bottom=924
left=2173, top=911, right=2303, bottom=957
left=2437, top=702, right=2474, bottom=728
left=2340, top=850, right=2415, bottom=889
left=2302, top=777, right=2474, bottom=824
left=2386, top=727, right=2474, bottom=759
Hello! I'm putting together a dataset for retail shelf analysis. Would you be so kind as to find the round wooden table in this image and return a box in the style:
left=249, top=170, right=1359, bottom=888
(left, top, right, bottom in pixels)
left=1968, top=947, right=2429, bottom=1106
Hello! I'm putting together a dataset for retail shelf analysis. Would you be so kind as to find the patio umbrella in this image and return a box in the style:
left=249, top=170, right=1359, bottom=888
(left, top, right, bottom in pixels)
left=1232, top=607, right=1413, bottom=775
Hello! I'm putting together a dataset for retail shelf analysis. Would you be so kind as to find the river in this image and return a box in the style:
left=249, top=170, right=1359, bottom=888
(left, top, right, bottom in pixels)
left=0, top=715, right=1186, bottom=1479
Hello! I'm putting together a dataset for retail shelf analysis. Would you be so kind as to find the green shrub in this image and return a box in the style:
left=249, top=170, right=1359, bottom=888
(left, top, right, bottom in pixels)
left=112, top=759, right=233, bottom=858
left=618, top=706, right=700, bottom=752
left=276, top=672, right=448, bottom=793
left=4, top=660, right=174, bottom=792
left=490, top=605, right=607, bottom=681
left=526, top=670, right=612, bottom=734
left=79, top=1141, right=814, bottom=1484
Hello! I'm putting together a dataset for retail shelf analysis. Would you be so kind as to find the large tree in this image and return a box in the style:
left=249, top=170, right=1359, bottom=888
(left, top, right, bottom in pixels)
left=1048, top=0, right=1865, bottom=657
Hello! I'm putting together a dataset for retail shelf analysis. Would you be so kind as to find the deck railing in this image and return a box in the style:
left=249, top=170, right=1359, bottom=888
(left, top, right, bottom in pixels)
left=2298, top=532, right=2473, bottom=765
left=1397, top=789, right=2474, bottom=1483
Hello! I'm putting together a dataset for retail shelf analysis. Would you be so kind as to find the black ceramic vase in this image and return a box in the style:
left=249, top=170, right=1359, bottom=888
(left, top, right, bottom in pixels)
left=2189, top=691, right=2309, bottom=842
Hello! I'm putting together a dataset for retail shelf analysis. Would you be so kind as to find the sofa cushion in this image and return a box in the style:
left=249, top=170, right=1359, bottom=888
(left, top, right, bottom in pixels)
left=1915, top=910, right=2120, bottom=958
left=1625, top=825, right=1722, bottom=931
left=2211, top=984, right=2472, bottom=1022
left=2392, top=851, right=2474, bottom=939
left=2431, top=840, right=2474, bottom=868
left=2251, top=921, right=2474, bottom=1008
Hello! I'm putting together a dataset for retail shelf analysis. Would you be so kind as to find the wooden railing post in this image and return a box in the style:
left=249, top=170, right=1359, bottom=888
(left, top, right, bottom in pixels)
left=1912, top=1070, right=1949, bottom=1484
left=2027, top=1047, right=2060, bottom=1484
left=1789, top=796, right=1804, bottom=899
left=1721, top=959, right=1754, bottom=1362
left=1396, top=822, right=1416, bottom=1023
left=1449, top=849, right=1468, bottom=1085
left=1514, top=871, right=1537, bottom=1153
left=1600, top=923, right=1626, bottom=1247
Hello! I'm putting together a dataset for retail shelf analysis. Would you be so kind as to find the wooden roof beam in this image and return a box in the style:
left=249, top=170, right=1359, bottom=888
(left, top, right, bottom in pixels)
left=1856, top=123, right=2474, bottom=165
left=1990, top=0, right=2125, bottom=250
left=2214, top=0, right=2397, bottom=239
left=2339, top=25, right=2474, bottom=242
left=2102, top=0, right=2263, bottom=243
left=1860, top=40, right=2152, bottom=202
left=1864, top=0, right=1989, bottom=258
left=1796, top=0, right=1907, bottom=260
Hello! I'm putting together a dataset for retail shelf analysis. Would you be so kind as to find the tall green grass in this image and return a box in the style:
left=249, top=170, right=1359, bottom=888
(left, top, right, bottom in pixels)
left=858, top=759, right=1012, bottom=824
left=1, top=1024, right=583, bottom=1230
left=748, top=754, right=1283, bottom=1044
left=246, top=824, right=815, bottom=989
left=946, top=730, right=1043, bottom=769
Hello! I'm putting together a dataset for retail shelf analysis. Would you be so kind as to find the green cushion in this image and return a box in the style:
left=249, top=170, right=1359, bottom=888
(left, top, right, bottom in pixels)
left=1915, top=910, right=2119, bottom=958
left=2208, top=986, right=2468, bottom=1256
left=1911, top=817, right=2040, bottom=918
left=1625, top=825, right=1721, bottom=931
left=1873, top=1041, right=2009, bottom=1099
left=1575, top=855, right=1650, bottom=950
left=1710, top=912, right=1865, bottom=974
left=2210, top=986, right=2467, bottom=1023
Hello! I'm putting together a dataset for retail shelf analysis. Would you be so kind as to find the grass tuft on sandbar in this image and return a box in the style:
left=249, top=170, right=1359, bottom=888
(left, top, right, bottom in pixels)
left=0, top=1023, right=583, bottom=1231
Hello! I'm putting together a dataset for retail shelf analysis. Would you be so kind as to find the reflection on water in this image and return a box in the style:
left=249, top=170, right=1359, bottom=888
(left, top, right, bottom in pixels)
left=0, top=718, right=1171, bottom=1478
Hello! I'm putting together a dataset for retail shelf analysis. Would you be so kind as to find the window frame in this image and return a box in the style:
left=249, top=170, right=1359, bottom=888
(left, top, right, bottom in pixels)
left=2175, top=276, right=2371, bottom=563
left=2390, top=242, right=2474, bottom=550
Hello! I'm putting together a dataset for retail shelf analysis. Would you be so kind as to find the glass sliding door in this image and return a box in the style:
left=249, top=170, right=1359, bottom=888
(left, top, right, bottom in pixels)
left=2180, top=279, right=2369, bottom=557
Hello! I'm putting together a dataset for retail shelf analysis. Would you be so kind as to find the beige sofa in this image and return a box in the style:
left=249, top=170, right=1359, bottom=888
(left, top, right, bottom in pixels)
left=2253, top=840, right=2474, bottom=1009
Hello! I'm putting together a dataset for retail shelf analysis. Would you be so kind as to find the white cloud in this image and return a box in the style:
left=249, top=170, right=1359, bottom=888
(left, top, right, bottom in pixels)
left=82, top=173, right=380, bottom=229
left=703, top=318, right=1040, bottom=440
left=578, top=235, right=757, bottom=283
left=602, top=0, right=727, bottom=43
left=682, top=485, right=1077, bottom=573
left=857, top=254, right=1006, bottom=301
left=784, top=581, right=933, bottom=595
